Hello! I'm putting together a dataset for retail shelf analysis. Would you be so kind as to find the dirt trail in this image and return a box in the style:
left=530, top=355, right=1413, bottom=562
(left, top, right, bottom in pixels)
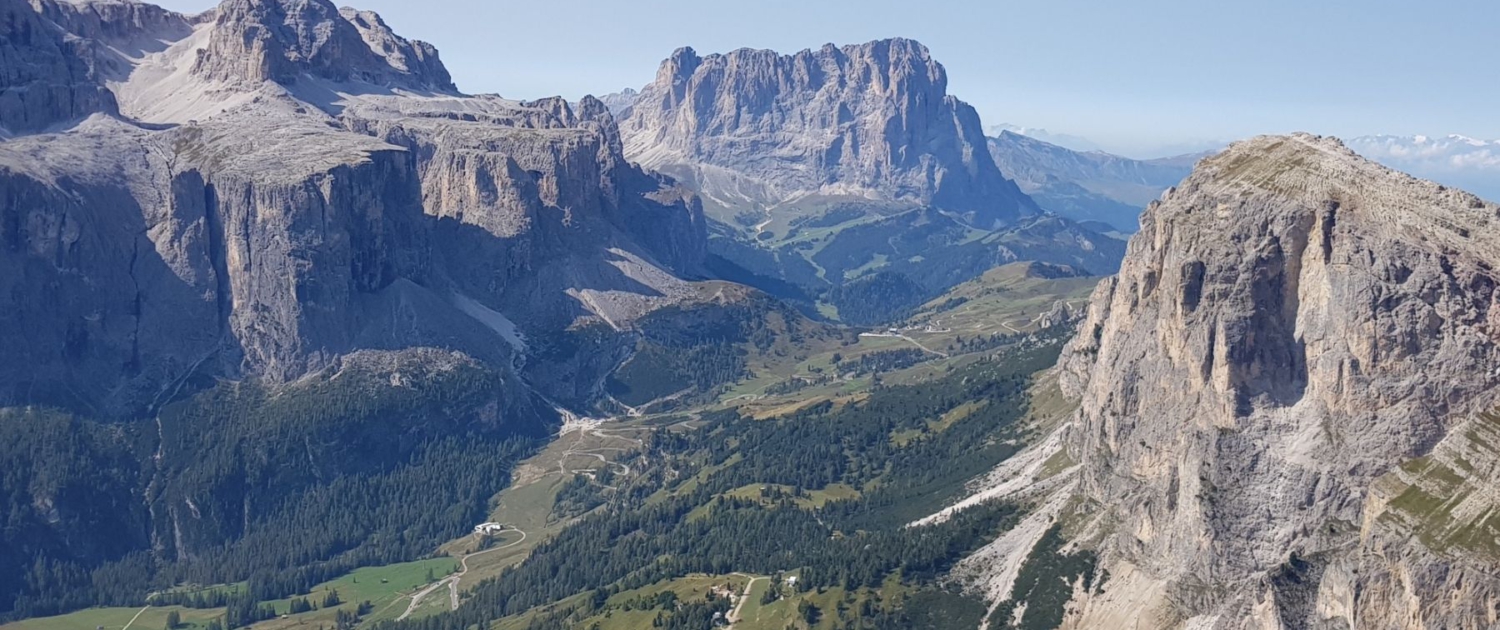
left=859, top=332, right=950, bottom=358
left=726, top=575, right=767, bottom=627
left=120, top=605, right=150, bottom=630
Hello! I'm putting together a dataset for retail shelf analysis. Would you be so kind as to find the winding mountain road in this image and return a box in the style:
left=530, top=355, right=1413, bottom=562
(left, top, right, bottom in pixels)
left=397, top=528, right=529, bottom=620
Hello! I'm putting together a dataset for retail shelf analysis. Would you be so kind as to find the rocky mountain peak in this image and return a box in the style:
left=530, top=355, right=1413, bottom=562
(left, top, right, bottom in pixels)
left=657, top=46, right=701, bottom=84
left=337, top=6, right=452, bottom=88
left=619, top=37, right=1035, bottom=229
left=192, top=0, right=455, bottom=91
left=1057, top=132, right=1500, bottom=627
left=1201, top=132, right=1374, bottom=193
left=1192, top=133, right=1499, bottom=257
left=838, top=36, right=945, bottom=95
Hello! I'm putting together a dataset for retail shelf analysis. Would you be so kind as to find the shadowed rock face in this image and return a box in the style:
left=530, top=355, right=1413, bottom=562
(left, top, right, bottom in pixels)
left=1058, top=133, right=1500, bottom=628
left=0, top=0, right=120, bottom=134
left=0, top=0, right=707, bottom=416
left=619, top=38, right=1037, bottom=229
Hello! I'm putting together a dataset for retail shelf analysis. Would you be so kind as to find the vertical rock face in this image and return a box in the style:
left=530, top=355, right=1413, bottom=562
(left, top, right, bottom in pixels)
left=0, top=0, right=119, bottom=134
left=0, top=0, right=709, bottom=415
left=0, top=113, right=444, bottom=411
left=341, top=92, right=706, bottom=327
left=1057, top=134, right=1500, bottom=628
left=619, top=38, right=1037, bottom=228
left=192, top=0, right=456, bottom=90
left=0, top=119, right=218, bottom=411
left=175, top=122, right=435, bottom=380
left=28, top=0, right=193, bottom=48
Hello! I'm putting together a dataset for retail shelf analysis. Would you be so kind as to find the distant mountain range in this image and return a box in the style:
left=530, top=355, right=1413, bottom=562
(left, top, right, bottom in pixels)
left=986, top=131, right=1206, bottom=231
left=987, top=124, right=1229, bottom=160
left=988, top=127, right=1500, bottom=205
left=986, top=124, right=1105, bottom=152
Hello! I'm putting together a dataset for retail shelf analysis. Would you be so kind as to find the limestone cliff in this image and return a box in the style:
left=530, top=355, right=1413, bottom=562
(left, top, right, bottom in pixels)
left=0, top=0, right=709, bottom=415
left=341, top=92, right=707, bottom=312
left=191, top=0, right=455, bottom=90
left=0, top=0, right=120, bottom=134
left=619, top=38, right=1038, bottom=230
left=1056, top=134, right=1500, bottom=628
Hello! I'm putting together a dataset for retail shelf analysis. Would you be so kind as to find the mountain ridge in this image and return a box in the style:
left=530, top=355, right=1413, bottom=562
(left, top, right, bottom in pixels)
left=0, top=0, right=711, bottom=417
left=986, top=130, right=1198, bottom=230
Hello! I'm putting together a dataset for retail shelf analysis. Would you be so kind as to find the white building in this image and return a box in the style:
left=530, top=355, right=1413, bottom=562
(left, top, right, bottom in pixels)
left=473, top=522, right=507, bottom=536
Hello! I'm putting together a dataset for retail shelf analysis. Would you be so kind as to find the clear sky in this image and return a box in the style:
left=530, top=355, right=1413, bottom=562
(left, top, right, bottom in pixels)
left=151, top=0, right=1497, bottom=158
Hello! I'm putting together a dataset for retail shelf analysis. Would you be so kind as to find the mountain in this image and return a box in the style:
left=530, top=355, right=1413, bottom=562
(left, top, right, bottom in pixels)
left=1027, top=134, right=1500, bottom=627
left=0, top=0, right=749, bottom=617
left=987, top=123, right=1104, bottom=152
left=1348, top=133, right=1500, bottom=202
left=25, top=3, right=1500, bottom=629
left=598, top=87, right=638, bottom=116
left=0, top=0, right=717, bottom=418
left=616, top=39, right=1123, bottom=318
left=619, top=38, right=1038, bottom=231
left=987, top=130, right=1198, bottom=231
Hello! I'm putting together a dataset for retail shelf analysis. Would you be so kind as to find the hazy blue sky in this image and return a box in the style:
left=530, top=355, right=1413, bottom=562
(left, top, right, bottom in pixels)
left=152, top=0, right=1496, bottom=158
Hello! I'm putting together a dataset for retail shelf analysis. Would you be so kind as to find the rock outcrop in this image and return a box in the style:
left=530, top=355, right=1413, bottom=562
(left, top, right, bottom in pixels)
left=1056, top=133, right=1500, bottom=628
left=619, top=38, right=1038, bottom=229
left=341, top=91, right=708, bottom=331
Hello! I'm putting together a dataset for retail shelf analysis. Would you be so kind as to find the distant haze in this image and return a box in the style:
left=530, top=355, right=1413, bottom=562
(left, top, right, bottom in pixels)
left=151, top=0, right=1499, bottom=159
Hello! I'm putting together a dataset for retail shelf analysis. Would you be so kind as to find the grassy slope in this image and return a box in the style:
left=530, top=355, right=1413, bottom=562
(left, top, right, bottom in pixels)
left=1373, top=408, right=1500, bottom=560
left=0, top=557, right=459, bottom=630
left=255, top=557, right=460, bottom=628
left=579, top=574, right=750, bottom=630
left=724, top=261, right=1100, bottom=415
left=0, top=606, right=222, bottom=630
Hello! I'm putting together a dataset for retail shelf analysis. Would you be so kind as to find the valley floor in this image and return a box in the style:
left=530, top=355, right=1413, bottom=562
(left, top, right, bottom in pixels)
left=1, top=265, right=1098, bottom=630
